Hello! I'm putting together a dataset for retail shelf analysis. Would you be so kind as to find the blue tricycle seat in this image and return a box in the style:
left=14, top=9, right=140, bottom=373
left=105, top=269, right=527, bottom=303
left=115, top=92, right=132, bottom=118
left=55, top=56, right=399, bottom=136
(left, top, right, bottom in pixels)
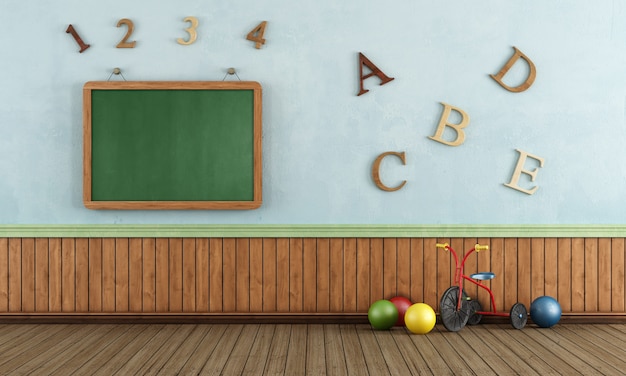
left=470, top=272, right=496, bottom=280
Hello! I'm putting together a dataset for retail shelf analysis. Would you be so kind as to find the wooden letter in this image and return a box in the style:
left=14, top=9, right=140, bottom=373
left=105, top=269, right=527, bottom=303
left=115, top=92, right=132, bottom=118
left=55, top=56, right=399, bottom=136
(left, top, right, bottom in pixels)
left=357, top=53, right=394, bottom=96
left=428, top=102, right=470, bottom=147
left=372, top=151, right=407, bottom=192
left=66, top=24, right=90, bottom=53
left=504, top=149, right=545, bottom=195
left=490, top=47, right=536, bottom=93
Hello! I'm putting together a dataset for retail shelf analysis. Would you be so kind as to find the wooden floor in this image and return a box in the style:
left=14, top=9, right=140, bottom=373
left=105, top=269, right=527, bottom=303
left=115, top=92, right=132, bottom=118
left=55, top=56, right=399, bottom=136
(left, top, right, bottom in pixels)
left=0, top=323, right=625, bottom=375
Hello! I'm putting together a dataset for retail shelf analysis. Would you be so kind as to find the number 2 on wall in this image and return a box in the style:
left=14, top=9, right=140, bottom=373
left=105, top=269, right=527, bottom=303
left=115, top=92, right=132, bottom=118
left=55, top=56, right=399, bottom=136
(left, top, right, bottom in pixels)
left=116, top=18, right=136, bottom=48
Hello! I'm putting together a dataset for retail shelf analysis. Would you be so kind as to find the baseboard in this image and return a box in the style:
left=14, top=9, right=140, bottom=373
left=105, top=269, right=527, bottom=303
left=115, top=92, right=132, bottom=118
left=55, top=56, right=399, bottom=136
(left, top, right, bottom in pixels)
left=0, top=312, right=623, bottom=325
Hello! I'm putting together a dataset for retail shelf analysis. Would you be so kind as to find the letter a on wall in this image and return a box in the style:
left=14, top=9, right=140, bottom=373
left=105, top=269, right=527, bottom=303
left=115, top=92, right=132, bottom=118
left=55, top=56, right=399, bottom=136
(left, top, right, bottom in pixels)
left=357, top=53, right=394, bottom=96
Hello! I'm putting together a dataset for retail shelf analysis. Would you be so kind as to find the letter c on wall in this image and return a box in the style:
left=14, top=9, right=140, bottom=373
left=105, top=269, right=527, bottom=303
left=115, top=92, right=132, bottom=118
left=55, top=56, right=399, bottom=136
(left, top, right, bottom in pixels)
left=372, top=151, right=407, bottom=192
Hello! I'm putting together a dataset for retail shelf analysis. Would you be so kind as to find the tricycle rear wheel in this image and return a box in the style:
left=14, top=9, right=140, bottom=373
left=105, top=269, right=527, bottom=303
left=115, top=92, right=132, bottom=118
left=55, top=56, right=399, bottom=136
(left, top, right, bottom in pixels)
left=510, top=303, right=528, bottom=329
left=467, top=300, right=482, bottom=325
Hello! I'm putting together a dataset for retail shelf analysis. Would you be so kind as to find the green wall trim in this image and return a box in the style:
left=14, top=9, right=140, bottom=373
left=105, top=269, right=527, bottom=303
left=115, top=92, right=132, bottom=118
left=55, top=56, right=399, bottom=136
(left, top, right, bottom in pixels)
left=0, top=224, right=625, bottom=238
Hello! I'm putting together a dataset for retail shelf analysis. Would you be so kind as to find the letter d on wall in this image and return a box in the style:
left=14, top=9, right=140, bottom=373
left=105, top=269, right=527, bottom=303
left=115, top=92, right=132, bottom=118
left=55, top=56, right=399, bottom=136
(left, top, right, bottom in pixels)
left=490, top=46, right=537, bottom=93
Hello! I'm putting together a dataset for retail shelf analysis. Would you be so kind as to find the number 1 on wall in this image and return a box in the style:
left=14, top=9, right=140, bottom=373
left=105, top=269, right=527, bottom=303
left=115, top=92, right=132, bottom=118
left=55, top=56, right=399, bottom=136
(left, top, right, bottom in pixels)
left=66, top=24, right=90, bottom=53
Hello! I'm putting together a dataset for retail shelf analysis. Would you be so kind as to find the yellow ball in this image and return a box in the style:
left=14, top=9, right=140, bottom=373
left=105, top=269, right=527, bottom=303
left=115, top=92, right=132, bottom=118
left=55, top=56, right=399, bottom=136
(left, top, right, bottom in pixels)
left=404, top=303, right=436, bottom=334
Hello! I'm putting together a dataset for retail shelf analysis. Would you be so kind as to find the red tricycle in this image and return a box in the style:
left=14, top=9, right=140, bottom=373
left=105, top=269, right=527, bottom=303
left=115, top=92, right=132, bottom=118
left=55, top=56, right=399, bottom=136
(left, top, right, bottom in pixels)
left=436, top=243, right=528, bottom=331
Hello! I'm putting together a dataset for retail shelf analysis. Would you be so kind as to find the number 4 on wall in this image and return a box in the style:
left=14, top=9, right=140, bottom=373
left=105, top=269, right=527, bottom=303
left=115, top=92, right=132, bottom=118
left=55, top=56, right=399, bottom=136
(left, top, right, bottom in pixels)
left=246, top=21, right=267, bottom=49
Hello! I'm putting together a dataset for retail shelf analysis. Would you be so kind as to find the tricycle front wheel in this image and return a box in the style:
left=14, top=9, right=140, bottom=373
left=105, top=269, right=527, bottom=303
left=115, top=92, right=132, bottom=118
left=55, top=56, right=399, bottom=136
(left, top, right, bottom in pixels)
left=440, top=286, right=470, bottom=332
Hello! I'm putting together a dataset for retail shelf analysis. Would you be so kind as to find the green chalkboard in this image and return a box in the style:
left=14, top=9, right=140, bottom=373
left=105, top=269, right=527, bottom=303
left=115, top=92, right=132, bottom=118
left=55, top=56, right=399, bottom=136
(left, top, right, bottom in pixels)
left=83, top=81, right=262, bottom=209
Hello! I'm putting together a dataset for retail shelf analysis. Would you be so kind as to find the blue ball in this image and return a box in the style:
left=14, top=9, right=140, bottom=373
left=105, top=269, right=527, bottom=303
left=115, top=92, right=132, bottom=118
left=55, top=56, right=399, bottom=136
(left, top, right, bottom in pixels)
left=530, top=296, right=561, bottom=328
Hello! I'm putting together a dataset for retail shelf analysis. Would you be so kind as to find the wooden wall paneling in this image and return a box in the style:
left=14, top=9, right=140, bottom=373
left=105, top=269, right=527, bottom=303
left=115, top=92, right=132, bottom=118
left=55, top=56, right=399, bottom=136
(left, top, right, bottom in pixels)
left=597, top=238, right=612, bottom=312
left=422, top=238, right=438, bottom=309
left=35, top=238, right=49, bottom=312
left=1, top=235, right=625, bottom=317
left=207, top=238, right=222, bottom=312
left=543, top=238, right=558, bottom=298
left=356, top=238, right=370, bottom=312
left=343, top=238, right=357, bottom=311
left=128, top=238, right=143, bottom=312
left=584, top=239, right=598, bottom=312
left=382, top=238, right=397, bottom=300
left=503, top=238, right=518, bottom=309
left=611, top=238, right=625, bottom=312
left=21, top=239, right=35, bottom=312
left=142, top=238, right=156, bottom=312
left=0, top=239, right=7, bottom=311
left=409, top=238, right=424, bottom=305
left=168, top=239, right=183, bottom=312
left=262, top=238, right=277, bottom=312
left=517, top=238, right=531, bottom=307
left=48, top=239, right=62, bottom=312
left=329, top=238, right=344, bottom=312
left=276, top=239, right=290, bottom=312
left=249, top=238, right=263, bottom=312
left=289, top=238, right=303, bottom=312
left=557, top=238, right=572, bottom=312
left=369, top=239, right=383, bottom=304
left=61, top=238, right=76, bottom=312
left=101, top=239, right=116, bottom=311
left=476, top=237, right=491, bottom=311
left=8, top=238, right=21, bottom=312
left=155, top=238, right=170, bottom=312
left=571, top=238, right=585, bottom=312
left=317, top=238, right=330, bottom=312
left=396, top=238, right=410, bottom=299
left=75, top=238, right=89, bottom=312
left=114, top=238, right=129, bottom=312
left=195, top=238, right=210, bottom=312
left=222, top=238, right=236, bottom=312
left=183, top=238, right=197, bottom=312
left=489, top=238, right=504, bottom=312
left=236, top=238, right=250, bottom=312
left=89, top=238, right=103, bottom=312
left=530, top=238, right=545, bottom=300
left=303, top=238, right=317, bottom=312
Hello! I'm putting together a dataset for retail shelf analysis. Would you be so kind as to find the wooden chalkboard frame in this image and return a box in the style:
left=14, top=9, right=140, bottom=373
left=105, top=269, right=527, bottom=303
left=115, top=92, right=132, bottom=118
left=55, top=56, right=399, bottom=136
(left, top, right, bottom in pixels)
left=83, top=81, right=262, bottom=210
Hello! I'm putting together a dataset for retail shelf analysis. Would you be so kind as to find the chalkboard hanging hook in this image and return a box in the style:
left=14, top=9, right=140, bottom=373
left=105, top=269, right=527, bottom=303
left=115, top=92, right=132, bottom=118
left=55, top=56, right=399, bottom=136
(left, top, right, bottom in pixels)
left=107, top=67, right=127, bottom=81
left=222, top=67, right=241, bottom=81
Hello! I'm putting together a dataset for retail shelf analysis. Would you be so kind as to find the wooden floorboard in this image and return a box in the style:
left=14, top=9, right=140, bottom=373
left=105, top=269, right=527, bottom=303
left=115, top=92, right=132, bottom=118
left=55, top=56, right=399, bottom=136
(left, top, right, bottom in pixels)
left=0, top=323, right=624, bottom=375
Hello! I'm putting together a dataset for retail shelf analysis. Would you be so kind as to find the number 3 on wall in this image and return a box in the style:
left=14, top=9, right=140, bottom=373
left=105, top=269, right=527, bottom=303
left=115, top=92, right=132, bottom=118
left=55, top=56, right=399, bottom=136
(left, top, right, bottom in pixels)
left=116, top=18, right=136, bottom=48
left=177, top=17, right=198, bottom=45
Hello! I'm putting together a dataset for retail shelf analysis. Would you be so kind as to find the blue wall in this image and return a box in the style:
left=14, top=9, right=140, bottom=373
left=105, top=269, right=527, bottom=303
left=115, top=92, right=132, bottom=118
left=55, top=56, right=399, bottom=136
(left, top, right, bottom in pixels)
left=1, top=0, right=625, bottom=224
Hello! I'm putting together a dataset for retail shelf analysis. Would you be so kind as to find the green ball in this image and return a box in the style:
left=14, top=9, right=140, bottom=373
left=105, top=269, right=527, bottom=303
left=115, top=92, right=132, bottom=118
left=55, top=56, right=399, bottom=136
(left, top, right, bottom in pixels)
left=368, top=300, right=399, bottom=330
